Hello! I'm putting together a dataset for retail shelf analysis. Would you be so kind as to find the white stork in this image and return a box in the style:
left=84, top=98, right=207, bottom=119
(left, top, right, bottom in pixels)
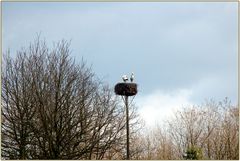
left=122, top=75, right=128, bottom=82
left=130, top=72, right=134, bottom=82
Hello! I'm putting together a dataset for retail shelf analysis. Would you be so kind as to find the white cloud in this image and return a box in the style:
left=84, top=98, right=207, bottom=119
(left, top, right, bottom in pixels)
left=135, top=74, right=237, bottom=128
left=136, top=89, right=193, bottom=127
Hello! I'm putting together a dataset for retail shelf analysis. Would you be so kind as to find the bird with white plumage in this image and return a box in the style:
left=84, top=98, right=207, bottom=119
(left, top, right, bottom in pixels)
left=130, top=72, right=134, bottom=82
left=122, top=75, right=128, bottom=82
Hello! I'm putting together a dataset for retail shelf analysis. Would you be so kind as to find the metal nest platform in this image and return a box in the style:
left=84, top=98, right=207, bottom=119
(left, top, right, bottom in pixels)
left=114, top=83, right=138, bottom=96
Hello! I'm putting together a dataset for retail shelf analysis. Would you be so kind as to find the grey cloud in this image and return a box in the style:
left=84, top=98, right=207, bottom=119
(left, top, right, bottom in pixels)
left=2, top=2, right=237, bottom=104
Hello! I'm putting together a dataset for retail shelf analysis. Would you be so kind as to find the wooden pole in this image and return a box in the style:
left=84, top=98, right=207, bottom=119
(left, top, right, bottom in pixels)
left=125, top=96, right=130, bottom=160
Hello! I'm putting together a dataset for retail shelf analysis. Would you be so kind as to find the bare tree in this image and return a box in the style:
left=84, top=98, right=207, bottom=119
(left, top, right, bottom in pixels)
left=2, top=51, right=37, bottom=159
left=2, top=38, right=139, bottom=159
left=166, top=98, right=238, bottom=160
left=133, top=98, right=238, bottom=160
left=133, top=125, right=175, bottom=160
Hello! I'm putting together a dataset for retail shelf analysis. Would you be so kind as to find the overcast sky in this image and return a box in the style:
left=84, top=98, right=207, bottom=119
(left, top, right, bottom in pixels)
left=2, top=2, right=238, bottom=127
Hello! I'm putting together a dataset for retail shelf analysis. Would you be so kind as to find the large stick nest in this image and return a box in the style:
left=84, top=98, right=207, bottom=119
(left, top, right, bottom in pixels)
left=114, top=83, right=138, bottom=96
